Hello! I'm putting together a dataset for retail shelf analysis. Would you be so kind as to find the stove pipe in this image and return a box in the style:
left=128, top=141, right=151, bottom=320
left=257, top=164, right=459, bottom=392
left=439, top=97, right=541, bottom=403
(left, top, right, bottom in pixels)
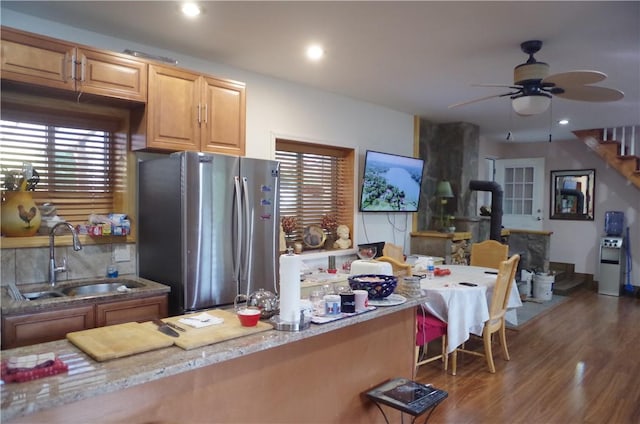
left=469, top=180, right=503, bottom=241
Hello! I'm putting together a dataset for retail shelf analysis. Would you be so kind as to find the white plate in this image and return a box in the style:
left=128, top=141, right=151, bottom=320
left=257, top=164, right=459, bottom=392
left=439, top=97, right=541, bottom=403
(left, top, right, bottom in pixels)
left=368, top=294, right=407, bottom=307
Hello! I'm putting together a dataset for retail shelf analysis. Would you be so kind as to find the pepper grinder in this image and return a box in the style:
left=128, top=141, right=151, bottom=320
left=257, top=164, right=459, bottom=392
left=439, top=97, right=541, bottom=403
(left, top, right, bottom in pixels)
left=328, top=255, right=337, bottom=274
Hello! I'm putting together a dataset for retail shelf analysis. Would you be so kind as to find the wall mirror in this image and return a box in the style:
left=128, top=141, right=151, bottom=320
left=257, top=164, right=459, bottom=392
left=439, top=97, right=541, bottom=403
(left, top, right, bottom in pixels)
left=550, top=169, right=595, bottom=220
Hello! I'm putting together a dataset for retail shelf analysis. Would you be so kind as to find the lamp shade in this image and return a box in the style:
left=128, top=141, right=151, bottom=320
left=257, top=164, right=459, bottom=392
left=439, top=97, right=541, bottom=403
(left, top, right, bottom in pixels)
left=512, top=95, right=551, bottom=116
left=436, top=181, right=454, bottom=198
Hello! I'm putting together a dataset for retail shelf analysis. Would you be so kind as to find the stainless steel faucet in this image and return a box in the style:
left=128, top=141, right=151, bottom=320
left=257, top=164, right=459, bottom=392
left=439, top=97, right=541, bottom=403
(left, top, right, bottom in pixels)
left=49, top=222, right=82, bottom=286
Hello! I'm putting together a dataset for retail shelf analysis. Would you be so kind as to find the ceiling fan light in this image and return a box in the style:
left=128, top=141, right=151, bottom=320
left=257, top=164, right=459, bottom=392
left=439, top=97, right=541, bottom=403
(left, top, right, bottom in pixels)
left=512, top=95, right=551, bottom=116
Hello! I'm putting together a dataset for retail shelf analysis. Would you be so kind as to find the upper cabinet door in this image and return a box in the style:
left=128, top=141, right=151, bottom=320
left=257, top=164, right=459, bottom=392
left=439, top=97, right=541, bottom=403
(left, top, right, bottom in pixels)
left=76, top=48, right=147, bottom=102
left=1, top=27, right=147, bottom=102
left=146, top=64, right=201, bottom=152
left=200, top=76, right=246, bottom=156
left=1, top=27, right=75, bottom=91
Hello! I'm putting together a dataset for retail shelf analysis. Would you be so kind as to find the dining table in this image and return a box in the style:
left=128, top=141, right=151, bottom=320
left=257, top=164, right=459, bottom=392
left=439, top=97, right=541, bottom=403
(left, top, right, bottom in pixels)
left=419, top=264, right=523, bottom=353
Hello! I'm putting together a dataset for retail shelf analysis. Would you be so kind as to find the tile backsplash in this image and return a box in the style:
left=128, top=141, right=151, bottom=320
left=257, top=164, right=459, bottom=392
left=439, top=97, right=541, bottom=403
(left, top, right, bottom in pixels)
left=0, top=242, right=137, bottom=286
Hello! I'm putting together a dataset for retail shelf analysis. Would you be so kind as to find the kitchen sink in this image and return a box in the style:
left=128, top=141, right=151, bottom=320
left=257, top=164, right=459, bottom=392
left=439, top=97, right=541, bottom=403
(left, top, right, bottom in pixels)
left=61, top=280, right=145, bottom=296
left=22, top=291, right=66, bottom=300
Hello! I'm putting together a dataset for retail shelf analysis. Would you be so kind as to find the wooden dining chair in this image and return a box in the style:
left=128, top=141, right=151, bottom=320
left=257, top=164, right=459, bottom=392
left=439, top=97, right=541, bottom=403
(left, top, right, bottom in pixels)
left=382, top=242, right=405, bottom=263
left=451, top=253, right=520, bottom=375
left=469, top=239, right=509, bottom=269
left=375, top=256, right=412, bottom=277
left=415, top=305, right=448, bottom=372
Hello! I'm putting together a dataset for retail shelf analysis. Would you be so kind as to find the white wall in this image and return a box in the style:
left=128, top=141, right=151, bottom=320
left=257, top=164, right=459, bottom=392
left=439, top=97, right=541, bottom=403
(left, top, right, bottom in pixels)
left=489, top=139, right=639, bottom=286
left=2, top=10, right=416, bottom=253
left=5, top=10, right=637, bottom=283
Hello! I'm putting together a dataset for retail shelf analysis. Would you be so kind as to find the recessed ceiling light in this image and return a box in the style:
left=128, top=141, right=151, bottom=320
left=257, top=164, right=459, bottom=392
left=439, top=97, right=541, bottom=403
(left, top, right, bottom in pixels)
left=558, top=119, right=569, bottom=125
left=181, top=2, right=201, bottom=18
left=306, top=44, right=325, bottom=61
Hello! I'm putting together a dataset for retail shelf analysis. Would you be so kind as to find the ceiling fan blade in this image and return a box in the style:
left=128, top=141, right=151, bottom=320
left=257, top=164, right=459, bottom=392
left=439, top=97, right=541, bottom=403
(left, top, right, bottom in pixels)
left=553, top=85, right=624, bottom=102
left=543, top=70, right=607, bottom=86
left=473, top=83, right=522, bottom=89
left=448, top=92, right=517, bottom=109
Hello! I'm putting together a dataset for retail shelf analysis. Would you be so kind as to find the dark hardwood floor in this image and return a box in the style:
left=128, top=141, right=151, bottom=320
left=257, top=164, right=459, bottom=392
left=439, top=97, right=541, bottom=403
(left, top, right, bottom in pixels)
left=414, top=289, right=640, bottom=424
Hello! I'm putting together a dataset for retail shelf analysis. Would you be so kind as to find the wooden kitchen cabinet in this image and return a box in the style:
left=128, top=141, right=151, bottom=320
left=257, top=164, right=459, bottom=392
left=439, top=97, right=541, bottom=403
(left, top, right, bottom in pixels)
left=1, top=304, right=95, bottom=349
left=95, top=294, right=168, bottom=327
left=74, top=47, right=147, bottom=101
left=1, top=294, right=168, bottom=349
left=143, top=64, right=201, bottom=151
left=1, top=26, right=147, bottom=102
left=132, top=64, right=245, bottom=155
left=200, top=75, right=246, bottom=155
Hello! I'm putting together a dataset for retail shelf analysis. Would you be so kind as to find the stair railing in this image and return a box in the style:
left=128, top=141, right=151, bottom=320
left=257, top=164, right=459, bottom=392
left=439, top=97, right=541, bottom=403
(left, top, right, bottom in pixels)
left=602, top=125, right=639, bottom=156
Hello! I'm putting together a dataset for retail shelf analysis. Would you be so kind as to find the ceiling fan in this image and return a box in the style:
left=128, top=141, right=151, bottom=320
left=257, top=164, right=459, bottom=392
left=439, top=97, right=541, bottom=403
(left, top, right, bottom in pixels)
left=449, top=40, right=624, bottom=115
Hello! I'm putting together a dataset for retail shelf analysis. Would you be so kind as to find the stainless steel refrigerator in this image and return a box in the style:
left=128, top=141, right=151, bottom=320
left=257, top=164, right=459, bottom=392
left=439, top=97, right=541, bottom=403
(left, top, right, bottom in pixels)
left=138, top=151, right=280, bottom=315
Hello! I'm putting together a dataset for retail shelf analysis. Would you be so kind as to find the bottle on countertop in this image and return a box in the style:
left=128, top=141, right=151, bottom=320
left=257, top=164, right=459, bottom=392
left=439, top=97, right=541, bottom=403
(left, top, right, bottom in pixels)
left=426, top=257, right=435, bottom=279
left=106, top=263, right=119, bottom=278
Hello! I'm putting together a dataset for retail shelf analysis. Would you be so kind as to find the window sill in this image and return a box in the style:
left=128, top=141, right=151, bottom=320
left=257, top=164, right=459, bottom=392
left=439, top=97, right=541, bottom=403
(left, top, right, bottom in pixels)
left=295, top=248, right=356, bottom=261
left=0, top=234, right=135, bottom=249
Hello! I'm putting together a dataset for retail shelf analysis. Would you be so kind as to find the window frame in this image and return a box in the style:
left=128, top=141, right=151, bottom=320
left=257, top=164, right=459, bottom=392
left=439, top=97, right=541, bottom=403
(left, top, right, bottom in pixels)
left=275, top=138, right=355, bottom=250
left=0, top=91, right=135, bottom=248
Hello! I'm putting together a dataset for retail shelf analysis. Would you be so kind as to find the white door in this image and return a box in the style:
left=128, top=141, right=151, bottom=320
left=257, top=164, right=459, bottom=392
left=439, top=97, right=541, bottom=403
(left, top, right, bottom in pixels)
left=495, top=158, right=545, bottom=230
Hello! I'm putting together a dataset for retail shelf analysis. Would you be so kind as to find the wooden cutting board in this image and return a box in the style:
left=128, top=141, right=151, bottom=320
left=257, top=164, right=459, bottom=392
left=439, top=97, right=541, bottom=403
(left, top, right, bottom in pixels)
left=67, top=322, right=174, bottom=362
left=140, top=309, right=273, bottom=350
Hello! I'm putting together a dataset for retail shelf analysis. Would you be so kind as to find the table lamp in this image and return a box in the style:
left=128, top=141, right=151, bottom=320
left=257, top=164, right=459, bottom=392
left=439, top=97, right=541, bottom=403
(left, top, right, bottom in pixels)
left=435, top=180, right=454, bottom=231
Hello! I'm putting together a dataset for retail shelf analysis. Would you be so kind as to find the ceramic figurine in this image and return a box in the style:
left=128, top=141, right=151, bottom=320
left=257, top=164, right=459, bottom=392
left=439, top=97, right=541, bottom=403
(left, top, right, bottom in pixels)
left=333, top=224, right=352, bottom=249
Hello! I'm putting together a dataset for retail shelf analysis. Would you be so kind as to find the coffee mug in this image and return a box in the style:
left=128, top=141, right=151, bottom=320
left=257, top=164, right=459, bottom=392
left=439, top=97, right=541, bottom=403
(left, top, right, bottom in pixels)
left=324, top=294, right=341, bottom=315
left=353, top=290, right=369, bottom=311
left=340, top=292, right=356, bottom=313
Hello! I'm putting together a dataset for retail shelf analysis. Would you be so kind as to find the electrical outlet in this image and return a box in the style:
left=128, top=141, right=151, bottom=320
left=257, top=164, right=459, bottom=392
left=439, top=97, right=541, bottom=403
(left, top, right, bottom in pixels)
left=113, top=245, right=131, bottom=262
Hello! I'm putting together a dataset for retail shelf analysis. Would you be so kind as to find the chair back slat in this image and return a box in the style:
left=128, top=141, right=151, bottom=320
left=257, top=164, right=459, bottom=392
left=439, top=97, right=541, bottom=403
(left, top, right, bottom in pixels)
left=383, top=243, right=405, bottom=263
left=488, top=254, right=520, bottom=320
left=470, top=240, right=509, bottom=269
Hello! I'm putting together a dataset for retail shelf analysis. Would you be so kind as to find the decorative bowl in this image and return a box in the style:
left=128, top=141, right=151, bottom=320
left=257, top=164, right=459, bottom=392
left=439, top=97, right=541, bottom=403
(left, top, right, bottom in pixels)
left=348, top=274, right=397, bottom=299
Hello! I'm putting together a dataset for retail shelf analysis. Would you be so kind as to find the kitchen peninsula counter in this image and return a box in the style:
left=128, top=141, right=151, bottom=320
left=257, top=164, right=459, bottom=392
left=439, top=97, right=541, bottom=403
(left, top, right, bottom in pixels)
left=1, top=294, right=426, bottom=423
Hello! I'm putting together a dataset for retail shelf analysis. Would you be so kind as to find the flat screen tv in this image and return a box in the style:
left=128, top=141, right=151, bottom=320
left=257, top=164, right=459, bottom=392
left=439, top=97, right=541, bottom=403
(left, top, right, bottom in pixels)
left=359, top=150, right=425, bottom=212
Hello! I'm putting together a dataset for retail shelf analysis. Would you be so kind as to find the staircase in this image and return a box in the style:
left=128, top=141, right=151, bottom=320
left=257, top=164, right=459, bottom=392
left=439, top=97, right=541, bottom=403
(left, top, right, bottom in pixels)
left=573, top=125, right=640, bottom=189
left=549, top=262, right=590, bottom=295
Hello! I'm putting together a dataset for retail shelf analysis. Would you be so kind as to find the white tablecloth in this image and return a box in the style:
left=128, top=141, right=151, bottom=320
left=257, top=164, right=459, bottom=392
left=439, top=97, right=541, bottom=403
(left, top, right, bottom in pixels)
left=419, top=264, right=522, bottom=353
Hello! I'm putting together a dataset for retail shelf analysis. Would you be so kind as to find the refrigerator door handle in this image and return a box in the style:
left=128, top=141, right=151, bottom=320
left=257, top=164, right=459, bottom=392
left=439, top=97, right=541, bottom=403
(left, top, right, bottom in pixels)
left=233, top=176, right=243, bottom=283
left=241, top=176, right=252, bottom=295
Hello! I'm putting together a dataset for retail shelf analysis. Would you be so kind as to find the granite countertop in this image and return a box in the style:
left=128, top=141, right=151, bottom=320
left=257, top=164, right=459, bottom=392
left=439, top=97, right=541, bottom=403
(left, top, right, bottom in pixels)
left=1, top=276, right=171, bottom=315
left=0, top=294, right=426, bottom=421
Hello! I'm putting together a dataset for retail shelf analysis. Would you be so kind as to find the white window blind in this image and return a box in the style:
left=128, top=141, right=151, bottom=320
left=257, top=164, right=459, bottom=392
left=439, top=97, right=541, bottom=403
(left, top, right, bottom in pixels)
left=275, top=139, right=354, bottom=242
left=0, top=109, right=126, bottom=226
